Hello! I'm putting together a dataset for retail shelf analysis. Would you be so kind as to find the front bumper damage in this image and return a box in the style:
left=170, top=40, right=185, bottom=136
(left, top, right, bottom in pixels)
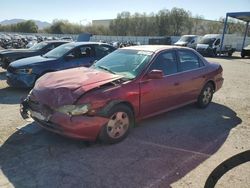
left=20, top=97, right=109, bottom=141
left=6, top=72, right=37, bottom=88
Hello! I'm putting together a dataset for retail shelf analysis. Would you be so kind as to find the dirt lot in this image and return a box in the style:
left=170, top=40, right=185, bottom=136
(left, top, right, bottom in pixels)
left=0, top=53, right=249, bottom=188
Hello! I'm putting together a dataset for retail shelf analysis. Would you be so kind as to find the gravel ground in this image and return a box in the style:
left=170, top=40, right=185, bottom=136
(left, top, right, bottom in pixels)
left=0, top=53, right=249, bottom=188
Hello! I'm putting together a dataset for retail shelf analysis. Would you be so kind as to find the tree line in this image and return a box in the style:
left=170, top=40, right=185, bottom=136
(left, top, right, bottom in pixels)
left=0, top=7, right=247, bottom=36
left=0, top=20, right=38, bottom=33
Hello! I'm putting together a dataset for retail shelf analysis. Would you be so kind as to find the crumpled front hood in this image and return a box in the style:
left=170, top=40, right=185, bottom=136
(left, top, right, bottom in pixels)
left=31, top=67, right=124, bottom=108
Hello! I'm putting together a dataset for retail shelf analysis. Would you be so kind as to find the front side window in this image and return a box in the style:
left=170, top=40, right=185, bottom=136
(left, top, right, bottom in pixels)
left=148, top=51, right=177, bottom=75
left=178, top=50, right=200, bottom=71
left=29, top=42, right=48, bottom=50
left=215, top=39, right=221, bottom=45
left=43, top=43, right=75, bottom=58
left=65, top=46, right=94, bottom=59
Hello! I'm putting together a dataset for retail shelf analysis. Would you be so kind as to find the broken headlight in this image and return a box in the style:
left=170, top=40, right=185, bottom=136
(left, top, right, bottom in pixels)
left=55, top=104, right=90, bottom=116
left=16, top=68, right=33, bottom=74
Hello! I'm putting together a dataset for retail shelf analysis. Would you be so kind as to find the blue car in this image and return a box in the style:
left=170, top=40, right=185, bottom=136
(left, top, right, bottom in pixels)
left=6, top=42, right=116, bottom=88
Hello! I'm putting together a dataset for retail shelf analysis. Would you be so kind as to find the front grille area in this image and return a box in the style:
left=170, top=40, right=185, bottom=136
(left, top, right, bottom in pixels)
left=7, top=65, right=17, bottom=73
left=27, top=98, right=53, bottom=117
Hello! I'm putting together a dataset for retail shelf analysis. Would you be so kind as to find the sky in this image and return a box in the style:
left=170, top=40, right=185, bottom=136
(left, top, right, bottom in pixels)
left=0, top=0, right=249, bottom=24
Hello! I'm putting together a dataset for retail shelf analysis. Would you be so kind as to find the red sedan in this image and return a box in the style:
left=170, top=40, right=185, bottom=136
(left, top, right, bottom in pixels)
left=20, top=45, right=223, bottom=144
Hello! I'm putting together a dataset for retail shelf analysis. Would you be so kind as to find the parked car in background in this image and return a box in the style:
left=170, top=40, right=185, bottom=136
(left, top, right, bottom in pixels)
left=241, top=44, right=250, bottom=58
left=148, top=36, right=172, bottom=45
left=20, top=45, right=223, bottom=144
left=174, top=35, right=200, bottom=49
left=196, top=34, right=235, bottom=57
left=61, top=36, right=73, bottom=41
left=7, top=42, right=116, bottom=88
left=0, top=40, right=68, bottom=69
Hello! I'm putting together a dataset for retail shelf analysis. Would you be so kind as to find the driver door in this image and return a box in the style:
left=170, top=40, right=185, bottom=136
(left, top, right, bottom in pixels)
left=63, top=46, right=95, bottom=69
left=139, top=50, right=183, bottom=118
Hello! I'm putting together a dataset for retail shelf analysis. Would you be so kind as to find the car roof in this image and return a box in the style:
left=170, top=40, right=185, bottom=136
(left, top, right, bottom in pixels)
left=122, top=45, right=190, bottom=52
left=181, top=35, right=197, bottom=37
left=64, top=42, right=110, bottom=47
left=43, top=40, right=70, bottom=43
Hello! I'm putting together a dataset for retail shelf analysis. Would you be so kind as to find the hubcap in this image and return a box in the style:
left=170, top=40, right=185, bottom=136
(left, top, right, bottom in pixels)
left=107, top=112, right=129, bottom=139
left=202, top=87, right=212, bottom=104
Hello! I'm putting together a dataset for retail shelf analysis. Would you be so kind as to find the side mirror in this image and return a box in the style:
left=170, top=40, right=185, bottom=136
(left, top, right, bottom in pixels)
left=146, top=70, right=164, bottom=79
left=65, top=54, right=74, bottom=61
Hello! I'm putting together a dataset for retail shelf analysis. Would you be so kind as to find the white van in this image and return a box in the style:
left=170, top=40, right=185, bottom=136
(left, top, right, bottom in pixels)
left=174, top=35, right=199, bottom=49
left=196, top=34, right=235, bottom=57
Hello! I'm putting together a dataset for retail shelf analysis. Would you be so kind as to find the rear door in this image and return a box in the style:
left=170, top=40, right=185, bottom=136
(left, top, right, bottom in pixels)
left=176, top=49, right=207, bottom=103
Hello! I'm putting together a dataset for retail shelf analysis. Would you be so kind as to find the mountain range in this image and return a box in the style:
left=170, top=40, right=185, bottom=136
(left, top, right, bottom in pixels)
left=0, top=19, right=51, bottom=29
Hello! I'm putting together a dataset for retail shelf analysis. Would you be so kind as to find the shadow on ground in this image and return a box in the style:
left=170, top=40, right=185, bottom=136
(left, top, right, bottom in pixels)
left=0, top=103, right=242, bottom=188
left=0, top=86, right=29, bottom=104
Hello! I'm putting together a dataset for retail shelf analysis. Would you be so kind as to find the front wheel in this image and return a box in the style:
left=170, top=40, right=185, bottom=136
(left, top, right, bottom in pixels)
left=241, top=52, right=245, bottom=58
left=197, top=83, right=214, bottom=108
left=98, top=104, right=134, bottom=144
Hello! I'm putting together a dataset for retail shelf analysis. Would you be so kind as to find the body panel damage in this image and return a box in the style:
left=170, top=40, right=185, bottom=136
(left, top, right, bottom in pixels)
left=20, top=45, right=224, bottom=142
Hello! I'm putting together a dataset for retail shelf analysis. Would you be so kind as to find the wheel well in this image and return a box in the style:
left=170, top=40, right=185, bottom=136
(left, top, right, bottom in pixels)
left=97, top=100, right=135, bottom=118
left=119, top=101, right=135, bottom=116
left=206, top=80, right=216, bottom=91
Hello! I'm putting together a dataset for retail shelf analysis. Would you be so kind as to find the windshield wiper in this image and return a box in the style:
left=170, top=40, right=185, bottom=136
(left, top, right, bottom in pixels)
left=97, top=65, right=116, bottom=74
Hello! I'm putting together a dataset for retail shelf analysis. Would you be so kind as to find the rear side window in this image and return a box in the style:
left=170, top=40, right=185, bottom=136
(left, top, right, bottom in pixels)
left=178, top=50, right=201, bottom=71
left=149, top=51, right=177, bottom=75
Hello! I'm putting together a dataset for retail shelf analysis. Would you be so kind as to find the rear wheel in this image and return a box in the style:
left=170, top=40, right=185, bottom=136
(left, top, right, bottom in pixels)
left=197, top=83, right=214, bottom=108
left=99, top=104, right=134, bottom=144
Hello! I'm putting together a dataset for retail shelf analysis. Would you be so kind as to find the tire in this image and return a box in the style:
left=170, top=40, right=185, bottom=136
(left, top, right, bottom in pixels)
left=98, top=104, right=134, bottom=144
left=197, top=83, right=214, bottom=108
left=241, top=52, right=245, bottom=58
left=212, top=49, right=217, bottom=57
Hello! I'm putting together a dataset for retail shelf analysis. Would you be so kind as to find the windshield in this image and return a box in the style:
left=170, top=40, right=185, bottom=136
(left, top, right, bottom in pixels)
left=178, top=36, right=194, bottom=43
left=199, top=37, right=216, bottom=45
left=29, top=42, right=47, bottom=50
left=92, top=49, right=153, bottom=79
left=43, top=43, right=75, bottom=58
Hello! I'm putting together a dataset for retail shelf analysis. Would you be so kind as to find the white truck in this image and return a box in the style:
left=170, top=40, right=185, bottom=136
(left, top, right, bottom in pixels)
left=174, top=35, right=200, bottom=49
left=196, top=34, right=235, bottom=57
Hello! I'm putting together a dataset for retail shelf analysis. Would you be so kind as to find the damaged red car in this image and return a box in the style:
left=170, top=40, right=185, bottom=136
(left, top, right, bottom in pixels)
left=20, top=46, right=223, bottom=143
